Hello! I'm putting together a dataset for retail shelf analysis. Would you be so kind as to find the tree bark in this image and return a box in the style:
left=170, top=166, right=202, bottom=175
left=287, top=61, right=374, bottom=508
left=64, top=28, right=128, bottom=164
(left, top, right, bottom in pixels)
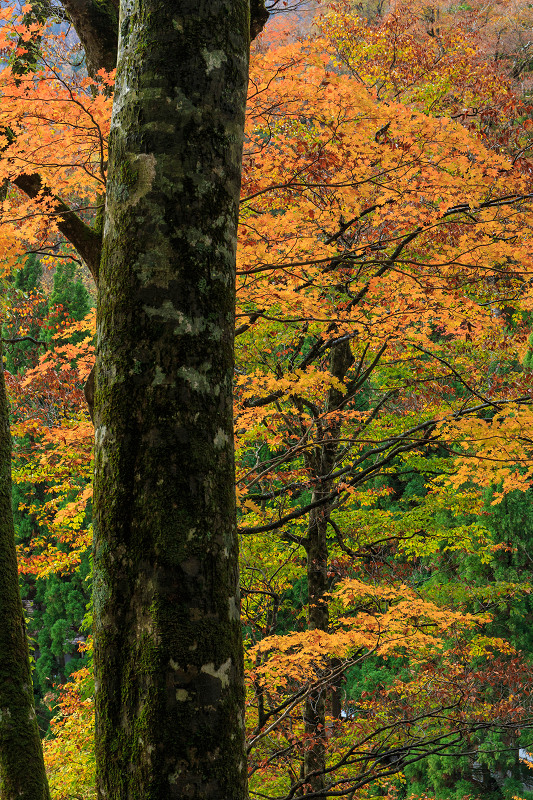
left=93, top=2, right=251, bottom=798
left=60, top=0, right=268, bottom=80
left=303, top=340, right=353, bottom=799
left=0, top=342, right=51, bottom=800
left=303, top=502, right=330, bottom=799
left=60, top=0, right=119, bottom=77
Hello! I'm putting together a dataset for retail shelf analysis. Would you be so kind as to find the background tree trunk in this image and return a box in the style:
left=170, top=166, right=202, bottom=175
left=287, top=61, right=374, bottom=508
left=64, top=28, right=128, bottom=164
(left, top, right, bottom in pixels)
left=303, top=502, right=330, bottom=799
left=303, top=340, right=353, bottom=798
left=93, top=2, right=251, bottom=799
left=0, top=342, right=51, bottom=800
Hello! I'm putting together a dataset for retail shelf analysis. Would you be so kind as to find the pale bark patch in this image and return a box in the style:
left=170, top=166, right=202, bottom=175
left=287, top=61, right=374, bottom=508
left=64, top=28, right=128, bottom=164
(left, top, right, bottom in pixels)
left=201, top=657, right=232, bottom=689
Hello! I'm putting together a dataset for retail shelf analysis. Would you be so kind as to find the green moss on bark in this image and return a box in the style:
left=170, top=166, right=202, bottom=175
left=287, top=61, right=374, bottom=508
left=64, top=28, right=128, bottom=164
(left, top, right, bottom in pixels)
left=94, top=2, right=250, bottom=799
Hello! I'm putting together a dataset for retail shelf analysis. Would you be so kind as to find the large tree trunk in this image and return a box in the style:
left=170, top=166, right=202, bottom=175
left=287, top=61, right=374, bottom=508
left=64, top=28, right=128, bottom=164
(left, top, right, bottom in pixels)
left=0, top=343, right=51, bottom=800
left=93, top=2, right=251, bottom=799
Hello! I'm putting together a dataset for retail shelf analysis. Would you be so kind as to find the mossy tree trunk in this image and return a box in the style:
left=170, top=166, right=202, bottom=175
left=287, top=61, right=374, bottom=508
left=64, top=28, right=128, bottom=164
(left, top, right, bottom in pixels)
left=0, top=342, right=51, bottom=800
left=93, top=2, right=252, bottom=799
left=0, top=0, right=268, bottom=796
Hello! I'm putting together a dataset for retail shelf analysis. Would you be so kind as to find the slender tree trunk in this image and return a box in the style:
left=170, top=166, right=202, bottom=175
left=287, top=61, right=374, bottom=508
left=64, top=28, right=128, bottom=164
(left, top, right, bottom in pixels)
left=93, top=2, right=251, bottom=799
left=303, top=502, right=330, bottom=799
left=303, top=341, right=353, bottom=799
left=0, top=342, right=51, bottom=800
left=329, top=657, right=344, bottom=720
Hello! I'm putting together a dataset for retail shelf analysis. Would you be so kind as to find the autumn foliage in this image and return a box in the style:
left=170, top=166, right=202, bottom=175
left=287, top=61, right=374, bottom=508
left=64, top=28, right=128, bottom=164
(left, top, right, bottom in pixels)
left=2, top=0, right=533, bottom=798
